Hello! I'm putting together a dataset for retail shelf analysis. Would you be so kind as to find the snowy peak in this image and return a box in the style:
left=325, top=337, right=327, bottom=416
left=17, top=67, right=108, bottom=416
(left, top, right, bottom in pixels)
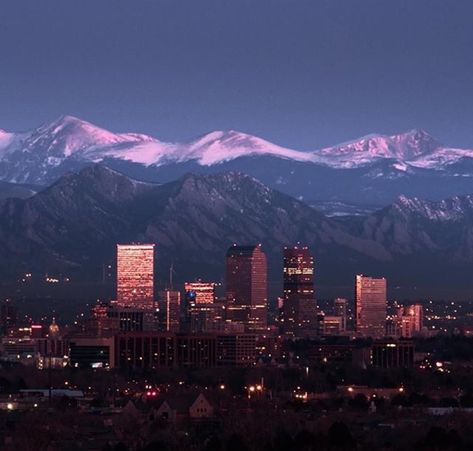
left=2, top=114, right=473, bottom=185
left=389, top=129, right=441, bottom=159
left=315, top=129, right=442, bottom=168
left=28, top=115, right=132, bottom=157
left=183, top=129, right=314, bottom=165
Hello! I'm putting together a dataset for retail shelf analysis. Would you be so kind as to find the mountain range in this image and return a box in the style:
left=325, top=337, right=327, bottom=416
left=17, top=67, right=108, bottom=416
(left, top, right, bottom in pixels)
left=3, top=116, right=473, bottom=210
left=1, top=164, right=473, bottom=298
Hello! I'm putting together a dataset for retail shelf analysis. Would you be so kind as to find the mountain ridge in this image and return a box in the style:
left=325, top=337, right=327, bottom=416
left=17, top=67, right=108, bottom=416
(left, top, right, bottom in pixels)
left=1, top=166, right=473, bottom=296
left=3, top=116, right=473, bottom=209
left=0, top=115, right=471, bottom=178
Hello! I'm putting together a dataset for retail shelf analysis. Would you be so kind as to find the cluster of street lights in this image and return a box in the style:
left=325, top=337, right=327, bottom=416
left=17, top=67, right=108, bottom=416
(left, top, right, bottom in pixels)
left=247, top=384, right=263, bottom=398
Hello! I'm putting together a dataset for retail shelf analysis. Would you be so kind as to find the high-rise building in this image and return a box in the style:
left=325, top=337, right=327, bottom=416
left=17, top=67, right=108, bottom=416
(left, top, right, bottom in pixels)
left=355, top=275, right=387, bottom=338
left=281, top=246, right=317, bottom=337
left=182, top=281, right=218, bottom=332
left=158, top=290, right=181, bottom=332
left=334, top=298, right=348, bottom=332
left=397, top=304, right=423, bottom=337
left=184, top=281, right=216, bottom=304
left=116, top=244, right=155, bottom=308
left=226, top=245, right=267, bottom=332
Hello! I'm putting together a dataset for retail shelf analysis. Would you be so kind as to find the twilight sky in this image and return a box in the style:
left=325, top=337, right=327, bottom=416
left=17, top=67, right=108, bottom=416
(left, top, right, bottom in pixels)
left=1, top=0, right=473, bottom=149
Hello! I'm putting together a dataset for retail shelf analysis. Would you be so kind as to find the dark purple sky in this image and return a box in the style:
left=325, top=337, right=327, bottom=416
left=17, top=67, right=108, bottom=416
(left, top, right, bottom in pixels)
left=1, top=0, right=473, bottom=149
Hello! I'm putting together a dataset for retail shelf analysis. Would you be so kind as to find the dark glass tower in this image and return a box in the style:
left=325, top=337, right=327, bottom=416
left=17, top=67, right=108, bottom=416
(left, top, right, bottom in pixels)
left=225, top=244, right=267, bottom=332
left=281, top=246, right=316, bottom=337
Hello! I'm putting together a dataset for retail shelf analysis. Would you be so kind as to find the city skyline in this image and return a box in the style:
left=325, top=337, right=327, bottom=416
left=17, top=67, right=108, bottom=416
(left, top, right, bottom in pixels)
left=1, top=2, right=473, bottom=449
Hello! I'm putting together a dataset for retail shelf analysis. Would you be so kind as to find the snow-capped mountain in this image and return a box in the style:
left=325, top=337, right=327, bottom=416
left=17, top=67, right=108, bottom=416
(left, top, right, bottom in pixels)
left=1, top=115, right=471, bottom=177
left=0, top=116, right=320, bottom=183
left=3, top=115, right=473, bottom=208
left=315, top=129, right=443, bottom=168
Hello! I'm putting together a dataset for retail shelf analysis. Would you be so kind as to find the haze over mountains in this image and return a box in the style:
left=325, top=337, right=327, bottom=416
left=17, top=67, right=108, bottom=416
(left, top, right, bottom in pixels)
left=3, top=116, right=473, bottom=211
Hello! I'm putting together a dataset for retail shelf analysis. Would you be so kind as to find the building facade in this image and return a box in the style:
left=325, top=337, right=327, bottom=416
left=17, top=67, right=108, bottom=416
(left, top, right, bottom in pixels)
left=184, top=281, right=216, bottom=305
left=398, top=304, right=423, bottom=337
left=371, top=339, right=415, bottom=368
left=355, top=275, right=387, bottom=339
left=158, top=290, right=181, bottom=332
left=225, top=245, right=267, bottom=332
left=116, top=244, right=155, bottom=308
left=333, top=298, right=348, bottom=332
left=281, top=246, right=317, bottom=337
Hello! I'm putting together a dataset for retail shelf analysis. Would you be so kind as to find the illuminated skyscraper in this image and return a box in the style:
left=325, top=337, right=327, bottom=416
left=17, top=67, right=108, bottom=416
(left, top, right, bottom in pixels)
left=355, top=275, right=387, bottom=338
left=116, top=244, right=155, bottom=308
left=225, top=245, right=267, bottom=332
left=183, top=281, right=221, bottom=333
left=281, top=246, right=317, bottom=337
left=158, top=290, right=181, bottom=332
left=184, top=281, right=216, bottom=304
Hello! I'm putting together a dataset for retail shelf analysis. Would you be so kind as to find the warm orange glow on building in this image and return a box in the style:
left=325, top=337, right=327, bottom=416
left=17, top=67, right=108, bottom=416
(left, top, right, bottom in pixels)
left=184, top=281, right=216, bottom=304
left=116, top=244, right=155, bottom=308
left=355, top=275, right=387, bottom=338
left=225, top=245, right=267, bottom=332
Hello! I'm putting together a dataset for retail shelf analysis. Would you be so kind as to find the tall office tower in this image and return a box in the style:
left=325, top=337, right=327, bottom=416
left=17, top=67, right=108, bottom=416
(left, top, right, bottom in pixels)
left=184, top=281, right=220, bottom=333
left=116, top=244, right=155, bottom=308
left=281, top=246, right=317, bottom=337
left=226, top=245, right=268, bottom=332
left=158, top=290, right=181, bottom=332
left=398, top=304, right=423, bottom=337
left=334, top=298, right=348, bottom=332
left=355, top=275, right=387, bottom=338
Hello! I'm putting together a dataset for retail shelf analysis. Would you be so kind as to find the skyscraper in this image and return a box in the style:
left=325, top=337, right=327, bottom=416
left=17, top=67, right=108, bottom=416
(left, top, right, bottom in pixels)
left=226, top=245, right=267, bottom=332
left=183, top=281, right=221, bottom=333
left=158, top=290, right=181, bottom=332
left=334, top=298, right=348, bottom=332
left=184, top=281, right=216, bottom=304
left=116, top=244, right=155, bottom=308
left=281, top=246, right=317, bottom=337
left=355, top=275, right=387, bottom=338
